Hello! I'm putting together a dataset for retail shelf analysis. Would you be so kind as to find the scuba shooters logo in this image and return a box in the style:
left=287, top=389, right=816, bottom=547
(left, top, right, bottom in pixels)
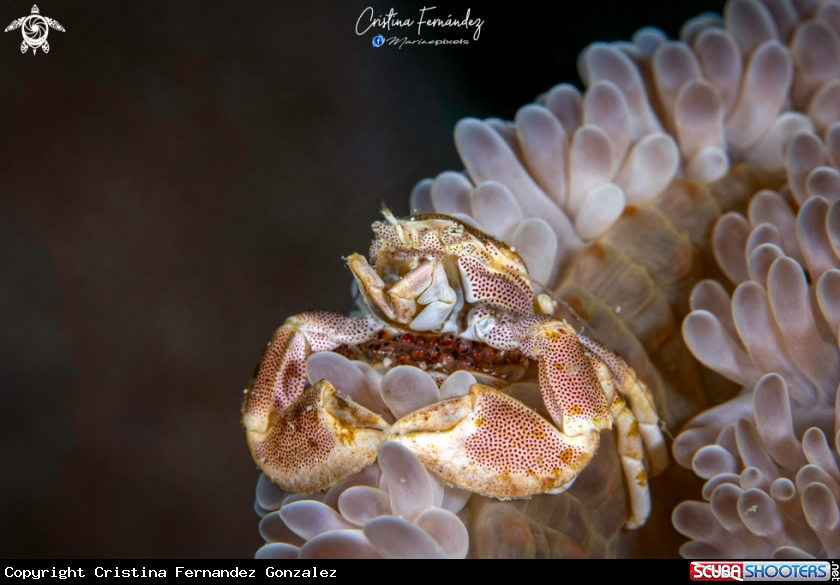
left=690, top=561, right=839, bottom=581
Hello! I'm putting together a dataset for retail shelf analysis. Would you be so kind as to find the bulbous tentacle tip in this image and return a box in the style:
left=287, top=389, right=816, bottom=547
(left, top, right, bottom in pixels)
left=247, top=379, right=389, bottom=494
left=390, top=384, right=599, bottom=500
left=770, top=546, right=816, bottom=560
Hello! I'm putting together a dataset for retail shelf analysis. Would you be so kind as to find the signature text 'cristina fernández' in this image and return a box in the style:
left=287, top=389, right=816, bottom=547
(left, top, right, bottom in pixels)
left=356, top=6, right=483, bottom=41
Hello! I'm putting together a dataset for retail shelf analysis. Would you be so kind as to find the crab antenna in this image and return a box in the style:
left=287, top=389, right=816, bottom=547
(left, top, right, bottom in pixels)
left=380, top=202, right=397, bottom=224
left=380, top=203, right=405, bottom=243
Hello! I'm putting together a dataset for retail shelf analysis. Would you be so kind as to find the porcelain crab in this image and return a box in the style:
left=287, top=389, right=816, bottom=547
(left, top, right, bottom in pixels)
left=242, top=210, right=667, bottom=529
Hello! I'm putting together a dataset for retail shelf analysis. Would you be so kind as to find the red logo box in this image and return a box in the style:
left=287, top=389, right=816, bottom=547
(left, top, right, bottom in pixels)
left=691, top=562, right=744, bottom=582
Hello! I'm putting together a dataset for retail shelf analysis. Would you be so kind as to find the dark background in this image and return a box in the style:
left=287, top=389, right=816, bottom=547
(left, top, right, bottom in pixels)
left=0, top=0, right=724, bottom=558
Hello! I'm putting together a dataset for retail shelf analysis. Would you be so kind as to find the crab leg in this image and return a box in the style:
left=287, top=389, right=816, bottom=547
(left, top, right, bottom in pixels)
left=589, top=353, right=651, bottom=529
left=612, top=397, right=651, bottom=529
left=578, top=335, right=668, bottom=476
left=390, top=384, right=600, bottom=499
left=242, top=310, right=387, bottom=492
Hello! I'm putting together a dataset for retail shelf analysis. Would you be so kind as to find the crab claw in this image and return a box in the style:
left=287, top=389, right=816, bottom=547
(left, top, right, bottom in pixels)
left=246, top=379, right=389, bottom=492
left=242, top=310, right=384, bottom=492
left=511, top=315, right=613, bottom=437
left=389, top=384, right=599, bottom=499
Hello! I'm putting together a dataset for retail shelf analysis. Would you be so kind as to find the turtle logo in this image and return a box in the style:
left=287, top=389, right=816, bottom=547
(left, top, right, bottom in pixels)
left=5, top=5, right=65, bottom=54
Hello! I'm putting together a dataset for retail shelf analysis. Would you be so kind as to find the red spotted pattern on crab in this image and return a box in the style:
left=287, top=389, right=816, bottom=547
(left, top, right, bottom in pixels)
left=242, top=210, right=667, bottom=529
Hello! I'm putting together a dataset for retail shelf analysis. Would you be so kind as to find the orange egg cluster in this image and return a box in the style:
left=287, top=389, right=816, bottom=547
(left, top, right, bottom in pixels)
left=357, top=329, right=527, bottom=375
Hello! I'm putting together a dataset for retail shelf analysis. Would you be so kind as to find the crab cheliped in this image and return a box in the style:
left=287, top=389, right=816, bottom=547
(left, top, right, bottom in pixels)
left=242, top=210, right=667, bottom=530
